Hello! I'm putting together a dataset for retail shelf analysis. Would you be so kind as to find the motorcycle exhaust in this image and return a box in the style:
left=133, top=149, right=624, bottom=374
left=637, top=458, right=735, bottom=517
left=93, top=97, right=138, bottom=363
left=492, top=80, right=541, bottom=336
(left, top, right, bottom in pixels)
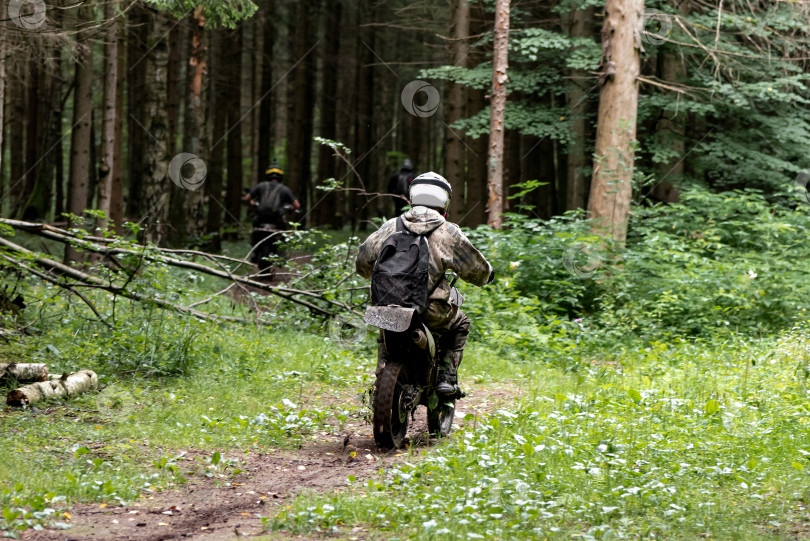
left=411, top=328, right=429, bottom=350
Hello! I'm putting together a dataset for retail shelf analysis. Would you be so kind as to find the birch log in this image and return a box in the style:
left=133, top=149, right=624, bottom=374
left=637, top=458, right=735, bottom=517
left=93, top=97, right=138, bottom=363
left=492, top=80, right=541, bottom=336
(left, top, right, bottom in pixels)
left=0, top=363, right=48, bottom=383
left=6, top=370, right=98, bottom=407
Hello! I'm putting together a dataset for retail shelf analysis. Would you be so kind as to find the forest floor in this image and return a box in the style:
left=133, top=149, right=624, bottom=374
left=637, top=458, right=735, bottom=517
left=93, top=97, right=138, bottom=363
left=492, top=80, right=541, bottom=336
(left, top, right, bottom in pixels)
left=20, top=382, right=522, bottom=541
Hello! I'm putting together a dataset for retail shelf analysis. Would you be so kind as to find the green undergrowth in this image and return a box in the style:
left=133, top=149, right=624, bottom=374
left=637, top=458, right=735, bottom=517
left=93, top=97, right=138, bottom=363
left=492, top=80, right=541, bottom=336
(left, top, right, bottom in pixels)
left=273, top=327, right=810, bottom=540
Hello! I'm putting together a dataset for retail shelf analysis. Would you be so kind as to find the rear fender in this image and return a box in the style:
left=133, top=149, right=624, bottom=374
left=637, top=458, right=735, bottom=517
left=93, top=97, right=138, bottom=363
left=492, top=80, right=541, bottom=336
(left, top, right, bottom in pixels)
left=364, top=306, right=416, bottom=332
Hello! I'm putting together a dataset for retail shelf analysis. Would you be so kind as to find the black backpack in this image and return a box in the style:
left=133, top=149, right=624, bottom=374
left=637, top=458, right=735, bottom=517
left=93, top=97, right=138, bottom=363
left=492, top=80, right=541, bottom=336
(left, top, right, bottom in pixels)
left=371, top=218, right=432, bottom=309
left=256, top=181, right=284, bottom=225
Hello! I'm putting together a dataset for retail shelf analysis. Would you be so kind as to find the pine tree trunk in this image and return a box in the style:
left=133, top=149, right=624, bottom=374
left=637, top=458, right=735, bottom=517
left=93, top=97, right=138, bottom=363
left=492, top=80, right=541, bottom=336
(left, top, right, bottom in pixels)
left=97, top=0, right=120, bottom=228
left=183, top=8, right=208, bottom=242
left=566, top=7, right=593, bottom=211
left=257, top=1, right=274, bottom=181
left=9, top=60, right=26, bottom=214
left=285, top=0, right=317, bottom=213
left=110, top=16, right=126, bottom=231
left=224, top=25, right=244, bottom=238
left=314, top=0, right=342, bottom=227
left=354, top=0, right=375, bottom=231
left=486, top=0, right=510, bottom=229
left=651, top=0, right=688, bottom=204
left=65, top=6, right=93, bottom=263
left=446, top=0, right=471, bottom=225
left=126, top=4, right=148, bottom=219
left=588, top=0, right=643, bottom=243
left=205, top=29, right=226, bottom=251
left=0, top=31, right=4, bottom=204
left=141, top=8, right=172, bottom=244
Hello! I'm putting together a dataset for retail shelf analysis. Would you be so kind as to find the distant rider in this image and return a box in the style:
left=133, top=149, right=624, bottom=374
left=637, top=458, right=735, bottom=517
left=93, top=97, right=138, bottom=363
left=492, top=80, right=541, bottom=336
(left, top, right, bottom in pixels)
left=355, top=172, right=494, bottom=397
left=243, top=163, right=300, bottom=272
left=386, top=159, right=415, bottom=215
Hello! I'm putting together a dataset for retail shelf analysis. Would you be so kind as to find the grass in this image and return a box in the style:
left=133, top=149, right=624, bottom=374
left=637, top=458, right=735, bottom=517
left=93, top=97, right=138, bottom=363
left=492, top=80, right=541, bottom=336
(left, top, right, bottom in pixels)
left=272, top=329, right=810, bottom=540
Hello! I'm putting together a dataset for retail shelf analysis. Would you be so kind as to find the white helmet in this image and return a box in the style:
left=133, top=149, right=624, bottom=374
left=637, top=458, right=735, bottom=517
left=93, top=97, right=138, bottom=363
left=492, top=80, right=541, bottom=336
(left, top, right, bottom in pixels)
left=409, top=172, right=452, bottom=211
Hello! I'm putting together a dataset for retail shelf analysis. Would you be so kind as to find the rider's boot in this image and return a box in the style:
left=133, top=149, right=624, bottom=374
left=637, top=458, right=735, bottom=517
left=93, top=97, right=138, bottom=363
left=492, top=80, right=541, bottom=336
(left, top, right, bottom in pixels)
left=436, top=350, right=465, bottom=398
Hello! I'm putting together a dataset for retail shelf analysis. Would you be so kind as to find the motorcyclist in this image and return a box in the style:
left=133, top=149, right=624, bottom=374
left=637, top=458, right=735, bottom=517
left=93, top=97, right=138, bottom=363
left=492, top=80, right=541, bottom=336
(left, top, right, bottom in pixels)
left=386, top=159, right=415, bottom=215
left=355, top=172, right=494, bottom=397
left=243, top=163, right=300, bottom=271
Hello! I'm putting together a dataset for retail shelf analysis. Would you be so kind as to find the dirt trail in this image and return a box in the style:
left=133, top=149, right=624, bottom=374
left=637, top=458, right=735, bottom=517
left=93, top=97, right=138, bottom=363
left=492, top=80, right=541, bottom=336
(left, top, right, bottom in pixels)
left=24, top=382, right=520, bottom=541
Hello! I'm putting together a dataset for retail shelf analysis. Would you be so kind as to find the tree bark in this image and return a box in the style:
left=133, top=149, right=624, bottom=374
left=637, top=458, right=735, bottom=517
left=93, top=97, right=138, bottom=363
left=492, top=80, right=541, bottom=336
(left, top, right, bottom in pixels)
left=588, top=0, right=643, bottom=243
left=126, top=4, right=148, bottom=220
left=0, top=363, right=48, bottom=383
left=566, top=6, right=593, bottom=211
left=445, top=0, right=471, bottom=225
left=141, top=8, right=172, bottom=244
left=65, top=5, right=94, bottom=263
left=7, top=370, right=98, bottom=407
left=257, top=1, right=274, bottom=182
left=650, top=0, right=689, bottom=204
left=314, top=0, right=342, bottom=227
left=224, top=25, right=244, bottom=237
left=205, top=28, right=226, bottom=251
left=110, top=16, right=126, bottom=231
left=486, top=0, right=510, bottom=229
left=97, top=0, right=120, bottom=228
left=183, top=8, right=209, bottom=242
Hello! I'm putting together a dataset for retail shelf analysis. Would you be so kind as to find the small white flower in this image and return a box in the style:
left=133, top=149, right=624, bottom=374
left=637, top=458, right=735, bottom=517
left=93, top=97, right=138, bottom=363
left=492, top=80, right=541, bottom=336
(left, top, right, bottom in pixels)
left=747, top=270, right=757, bottom=279
left=509, top=261, right=521, bottom=271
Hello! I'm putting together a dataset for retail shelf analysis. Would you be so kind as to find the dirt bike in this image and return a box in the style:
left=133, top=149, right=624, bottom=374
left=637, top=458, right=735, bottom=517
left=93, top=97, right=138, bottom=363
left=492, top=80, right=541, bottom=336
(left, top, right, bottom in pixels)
left=364, top=273, right=464, bottom=449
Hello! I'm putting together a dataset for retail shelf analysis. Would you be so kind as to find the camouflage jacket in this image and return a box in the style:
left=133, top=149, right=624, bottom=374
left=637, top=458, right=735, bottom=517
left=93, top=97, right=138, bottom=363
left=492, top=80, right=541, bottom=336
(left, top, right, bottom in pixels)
left=355, top=206, right=493, bottom=304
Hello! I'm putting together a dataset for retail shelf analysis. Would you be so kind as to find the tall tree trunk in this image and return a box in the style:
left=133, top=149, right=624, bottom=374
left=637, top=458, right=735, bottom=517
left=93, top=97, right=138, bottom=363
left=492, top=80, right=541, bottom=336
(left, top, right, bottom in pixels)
left=285, top=0, right=317, bottom=215
left=205, top=28, right=226, bottom=251
left=314, top=0, right=341, bottom=227
left=183, top=8, right=208, bottom=242
left=65, top=6, right=93, bottom=263
left=23, top=63, right=40, bottom=214
left=126, top=4, right=148, bottom=219
left=224, top=25, right=244, bottom=238
left=566, top=6, right=593, bottom=211
left=0, top=31, right=4, bottom=208
left=486, top=0, right=510, bottom=229
left=110, top=16, right=126, bottom=231
left=141, top=8, right=172, bottom=244
left=446, top=0, right=471, bottom=225
left=257, top=1, right=274, bottom=182
left=588, top=0, right=643, bottom=243
left=9, top=59, right=26, bottom=213
left=353, top=0, right=375, bottom=231
left=650, top=0, right=689, bottom=204
left=166, top=22, right=182, bottom=157
left=98, top=0, right=120, bottom=228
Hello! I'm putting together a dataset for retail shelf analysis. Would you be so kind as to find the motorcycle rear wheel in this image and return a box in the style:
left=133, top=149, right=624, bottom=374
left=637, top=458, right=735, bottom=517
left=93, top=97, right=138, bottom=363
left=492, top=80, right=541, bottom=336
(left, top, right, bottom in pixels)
left=427, top=400, right=455, bottom=438
left=373, top=362, right=410, bottom=448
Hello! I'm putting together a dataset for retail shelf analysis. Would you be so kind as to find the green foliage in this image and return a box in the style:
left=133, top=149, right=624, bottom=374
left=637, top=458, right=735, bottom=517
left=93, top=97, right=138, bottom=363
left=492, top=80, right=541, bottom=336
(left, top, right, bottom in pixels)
left=144, top=0, right=257, bottom=28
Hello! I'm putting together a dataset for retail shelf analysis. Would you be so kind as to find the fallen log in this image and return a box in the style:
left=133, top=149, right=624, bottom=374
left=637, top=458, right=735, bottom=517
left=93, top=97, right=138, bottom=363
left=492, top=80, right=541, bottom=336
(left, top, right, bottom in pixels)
left=0, top=363, right=48, bottom=383
left=6, top=370, right=98, bottom=407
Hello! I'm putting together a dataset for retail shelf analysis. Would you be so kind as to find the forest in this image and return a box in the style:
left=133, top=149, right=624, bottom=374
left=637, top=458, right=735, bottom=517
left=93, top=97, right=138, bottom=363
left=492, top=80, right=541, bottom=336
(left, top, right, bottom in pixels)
left=2, top=0, right=810, bottom=539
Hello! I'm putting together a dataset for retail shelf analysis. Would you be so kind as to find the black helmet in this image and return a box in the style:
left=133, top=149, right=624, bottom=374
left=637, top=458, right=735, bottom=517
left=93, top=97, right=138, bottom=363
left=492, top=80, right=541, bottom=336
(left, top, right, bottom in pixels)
left=265, top=160, right=284, bottom=182
left=400, top=159, right=414, bottom=172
